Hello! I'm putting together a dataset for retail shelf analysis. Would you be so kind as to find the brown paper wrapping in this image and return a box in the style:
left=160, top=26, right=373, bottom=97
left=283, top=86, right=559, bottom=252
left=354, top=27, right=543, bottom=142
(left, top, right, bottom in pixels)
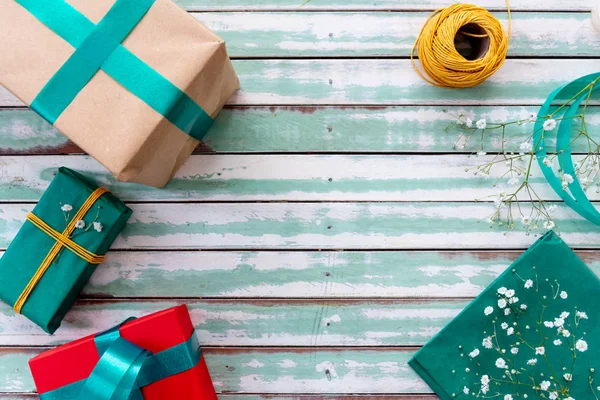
left=0, top=0, right=239, bottom=187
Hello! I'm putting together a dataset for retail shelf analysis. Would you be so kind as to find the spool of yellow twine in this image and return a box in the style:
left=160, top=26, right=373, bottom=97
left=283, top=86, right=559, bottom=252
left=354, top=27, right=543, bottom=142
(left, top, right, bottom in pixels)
left=411, top=2, right=511, bottom=88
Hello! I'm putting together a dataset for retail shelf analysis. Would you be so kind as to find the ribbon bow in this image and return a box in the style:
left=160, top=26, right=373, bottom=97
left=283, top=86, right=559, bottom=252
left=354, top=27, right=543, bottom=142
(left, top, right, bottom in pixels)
left=41, top=318, right=202, bottom=400
left=534, top=72, right=600, bottom=226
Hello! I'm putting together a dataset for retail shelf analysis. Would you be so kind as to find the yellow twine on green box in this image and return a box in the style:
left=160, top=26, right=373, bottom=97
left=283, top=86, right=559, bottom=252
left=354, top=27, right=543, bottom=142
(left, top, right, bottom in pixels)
left=411, top=1, right=511, bottom=88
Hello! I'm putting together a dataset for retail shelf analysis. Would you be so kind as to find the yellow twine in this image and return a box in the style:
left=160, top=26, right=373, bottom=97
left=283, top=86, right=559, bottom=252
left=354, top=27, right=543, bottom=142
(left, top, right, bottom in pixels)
left=13, top=187, right=109, bottom=314
left=411, top=1, right=511, bottom=88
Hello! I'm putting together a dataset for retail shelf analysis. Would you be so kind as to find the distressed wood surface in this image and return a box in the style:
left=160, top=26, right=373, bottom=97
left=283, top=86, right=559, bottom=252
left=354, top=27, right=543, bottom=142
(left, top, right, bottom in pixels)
left=4, top=59, right=600, bottom=107
left=4, top=106, right=598, bottom=155
left=0, top=203, right=598, bottom=251
left=196, top=12, right=599, bottom=58
left=1, top=347, right=427, bottom=394
left=0, top=396, right=438, bottom=400
left=174, top=0, right=591, bottom=11
left=0, top=299, right=467, bottom=346
left=0, top=154, right=597, bottom=202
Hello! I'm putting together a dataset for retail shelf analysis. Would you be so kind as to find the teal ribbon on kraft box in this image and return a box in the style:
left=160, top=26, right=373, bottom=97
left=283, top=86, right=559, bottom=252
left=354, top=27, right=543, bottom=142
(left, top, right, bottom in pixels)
left=16, top=0, right=213, bottom=141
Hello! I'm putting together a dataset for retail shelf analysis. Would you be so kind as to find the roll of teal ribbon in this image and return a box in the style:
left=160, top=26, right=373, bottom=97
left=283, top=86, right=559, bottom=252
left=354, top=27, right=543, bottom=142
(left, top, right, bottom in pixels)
left=534, top=73, right=600, bottom=225
left=40, top=318, right=202, bottom=400
left=16, top=0, right=213, bottom=141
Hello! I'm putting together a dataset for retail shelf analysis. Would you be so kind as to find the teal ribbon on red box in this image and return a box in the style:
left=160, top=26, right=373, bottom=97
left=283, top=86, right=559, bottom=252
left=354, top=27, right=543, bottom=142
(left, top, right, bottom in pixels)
left=40, top=318, right=202, bottom=400
left=16, top=0, right=213, bottom=141
left=534, top=73, right=600, bottom=226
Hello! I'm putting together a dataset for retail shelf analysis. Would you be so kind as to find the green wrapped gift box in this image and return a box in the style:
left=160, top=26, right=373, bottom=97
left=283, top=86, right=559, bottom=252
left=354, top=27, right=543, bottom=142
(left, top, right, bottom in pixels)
left=410, top=231, right=600, bottom=400
left=0, top=167, right=132, bottom=334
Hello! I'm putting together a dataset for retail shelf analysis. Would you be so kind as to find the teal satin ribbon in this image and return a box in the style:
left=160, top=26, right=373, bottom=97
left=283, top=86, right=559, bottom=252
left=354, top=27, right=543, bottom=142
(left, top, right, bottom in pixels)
left=534, top=73, right=600, bottom=226
left=40, top=318, right=202, bottom=400
left=16, top=0, right=213, bottom=141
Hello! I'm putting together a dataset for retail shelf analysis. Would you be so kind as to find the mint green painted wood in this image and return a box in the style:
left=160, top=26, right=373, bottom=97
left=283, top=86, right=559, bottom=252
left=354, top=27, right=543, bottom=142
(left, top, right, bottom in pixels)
left=2, top=106, right=594, bottom=154
left=4, top=59, right=600, bottom=107
left=0, top=396, right=439, bottom=399
left=0, top=203, right=597, bottom=250
left=78, top=250, right=600, bottom=298
left=0, top=154, right=595, bottom=202
left=174, top=0, right=589, bottom=11
left=198, top=12, right=600, bottom=57
left=0, top=347, right=425, bottom=394
left=0, top=299, right=467, bottom=346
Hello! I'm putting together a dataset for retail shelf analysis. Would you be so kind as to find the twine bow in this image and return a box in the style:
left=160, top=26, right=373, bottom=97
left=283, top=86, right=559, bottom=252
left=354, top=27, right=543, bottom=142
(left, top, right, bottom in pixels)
left=13, top=187, right=109, bottom=314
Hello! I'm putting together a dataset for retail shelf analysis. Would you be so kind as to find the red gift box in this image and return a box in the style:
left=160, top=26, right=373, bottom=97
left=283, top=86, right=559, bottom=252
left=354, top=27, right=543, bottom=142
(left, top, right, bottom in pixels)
left=29, top=305, right=217, bottom=400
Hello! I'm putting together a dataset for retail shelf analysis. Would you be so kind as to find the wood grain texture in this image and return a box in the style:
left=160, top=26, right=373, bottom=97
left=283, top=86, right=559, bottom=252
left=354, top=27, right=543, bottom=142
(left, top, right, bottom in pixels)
left=0, top=396, right=439, bottom=400
left=197, top=12, right=600, bottom=57
left=1, top=347, right=426, bottom=394
left=3, top=59, right=600, bottom=107
left=0, top=203, right=597, bottom=251
left=0, top=154, right=597, bottom=202
left=3, top=106, right=596, bottom=155
left=173, top=0, right=591, bottom=11
left=0, top=299, right=467, bottom=346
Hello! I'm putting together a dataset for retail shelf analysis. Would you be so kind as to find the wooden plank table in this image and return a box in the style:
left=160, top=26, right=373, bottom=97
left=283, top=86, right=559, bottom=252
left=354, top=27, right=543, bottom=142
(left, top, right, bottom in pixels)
left=1, top=1, right=599, bottom=398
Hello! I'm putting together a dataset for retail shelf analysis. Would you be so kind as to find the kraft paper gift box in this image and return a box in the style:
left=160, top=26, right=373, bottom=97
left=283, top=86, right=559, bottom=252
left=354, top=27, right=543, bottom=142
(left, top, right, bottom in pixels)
left=0, top=167, right=132, bottom=334
left=409, top=231, right=600, bottom=400
left=0, top=0, right=239, bottom=187
left=29, top=305, right=218, bottom=400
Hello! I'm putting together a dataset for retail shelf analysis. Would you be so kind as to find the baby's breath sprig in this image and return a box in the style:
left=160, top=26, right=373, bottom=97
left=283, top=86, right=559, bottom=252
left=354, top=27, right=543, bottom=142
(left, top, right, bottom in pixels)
left=450, top=77, right=600, bottom=234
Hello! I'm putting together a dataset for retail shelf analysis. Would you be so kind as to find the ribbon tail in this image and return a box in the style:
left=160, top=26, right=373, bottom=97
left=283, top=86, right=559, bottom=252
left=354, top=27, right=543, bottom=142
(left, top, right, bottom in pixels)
left=78, top=337, right=149, bottom=400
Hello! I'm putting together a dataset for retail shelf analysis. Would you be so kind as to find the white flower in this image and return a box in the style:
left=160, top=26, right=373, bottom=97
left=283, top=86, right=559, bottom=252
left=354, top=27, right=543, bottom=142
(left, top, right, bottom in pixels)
left=498, top=298, right=507, bottom=309
left=495, top=358, right=507, bottom=369
left=562, top=329, right=571, bottom=338
left=520, top=141, right=533, bottom=153
left=93, top=221, right=103, bottom=232
left=544, top=321, right=554, bottom=328
left=576, top=339, right=588, bottom=352
left=524, top=279, right=533, bottom=289
left=483, top=337, right=493, bottom=349
left=504, top=308, right=511, bottom=316
left=520, top=304, right=528, bottom=310
left=511, top=347, right=519, bottom=355
left=465, top=118, right=473, bottom=128
left=61, top=204, right=73, bottom=212
left=528, top=112, right=537, bottom=123
left=527, top=358, right=538, bottom=366
left=484, top=306, right=494, bottom=316
left=543, top=157, right=553, bottom=167
left=535, top=346, right=545, bottom=355
left=505, top=289, right=515, bottom=298
left=563, top=373, right=572, bottom=381
left=477, top=151, right=487, bottom=157
left=481, top=375, right=490, bottom=385
left=543, top=119, right=557, bottom=131
left=576, top=311, right=588, bottom=319
left=508, top=176, right=521, bottom=186
left=75, top=220, right=85, bottom=229
left=497, top=287, right=507, bottom=295
left=509, top=297, right=519, bottom=304
left=504, top=395, right=513, bottom=400
left=469, top=348, right=480, bottom=358
left=560, top=312, right=570, bottom=319
left=463, top=386, right=469, bottom=395
left=501, top=322, right=509, bottom=330
left=544, top=220, right=556, bottom=230
left=540, top=381, right=551, bottom=391
left=481, top=385, right=489, bottom=394
left=549, top=392, right=558, bottom=400
left=476, top=119, right=487, bottom=129
left=553, top=339, right=562, bottom=346
left=521, top=216, right=532, bottom=226
left=560, top=290, right=568, bottom=299
left=506, top=327, right=514, bottom=336
left=562, top=174, right=574, bottom=190
left=553, top=318, right=565, bottom=328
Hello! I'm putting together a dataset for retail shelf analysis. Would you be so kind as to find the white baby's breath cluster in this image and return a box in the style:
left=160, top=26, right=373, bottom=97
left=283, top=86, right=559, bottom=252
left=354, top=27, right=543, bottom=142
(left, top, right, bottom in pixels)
left=450, top=80, right=600, bottom=234
left=459, top=266, right=596, bottom=399
left=60, top=203, right=104, bottom=234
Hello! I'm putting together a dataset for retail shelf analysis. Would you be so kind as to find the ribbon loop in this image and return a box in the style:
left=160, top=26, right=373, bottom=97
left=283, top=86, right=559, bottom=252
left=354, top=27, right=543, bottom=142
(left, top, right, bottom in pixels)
left=534, top=73, right=600, bottom=226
